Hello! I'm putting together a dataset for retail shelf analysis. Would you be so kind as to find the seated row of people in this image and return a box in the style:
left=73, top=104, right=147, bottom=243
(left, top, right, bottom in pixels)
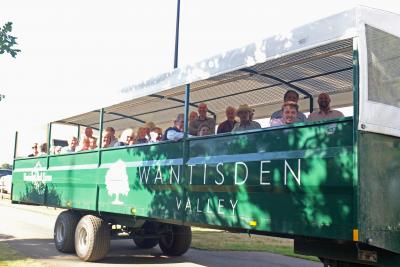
left=162, top=91, right=344, bottom=141
left=28, top=91, right=344, bottom=156
left=219, top=91, right=343, bottom=133
left=28, top=143, right=47, bottom=157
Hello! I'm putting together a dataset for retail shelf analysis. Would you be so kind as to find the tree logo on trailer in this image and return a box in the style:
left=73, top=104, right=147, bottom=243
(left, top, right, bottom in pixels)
left=105, top=159, right=130, bottom=205
left=23, top=161, right=52, bottom=194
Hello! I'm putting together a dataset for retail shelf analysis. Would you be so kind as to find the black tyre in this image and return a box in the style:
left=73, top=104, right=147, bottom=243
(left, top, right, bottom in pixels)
left=159, top=225, right=191, bottom=256
left=54, top=210, right=80, bottom=253
left=133, top=236, right=159, bottom=249
left=74, top=215, right=110, bottom=262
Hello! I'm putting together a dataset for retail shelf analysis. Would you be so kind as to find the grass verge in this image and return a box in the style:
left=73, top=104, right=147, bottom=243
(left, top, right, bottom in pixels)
left=191, top=229, right=318, bottom=262
left=0, top=242, right=47, bottom=267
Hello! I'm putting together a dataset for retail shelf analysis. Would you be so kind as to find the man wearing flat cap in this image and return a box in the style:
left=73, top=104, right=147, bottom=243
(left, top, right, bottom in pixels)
left=231, top=104, right=262, bottom=132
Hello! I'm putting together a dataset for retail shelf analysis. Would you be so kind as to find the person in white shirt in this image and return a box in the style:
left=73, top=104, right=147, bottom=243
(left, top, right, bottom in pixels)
left=163, top=113, right=186, bottom=141
left=61, top=136, right=78, bottom=153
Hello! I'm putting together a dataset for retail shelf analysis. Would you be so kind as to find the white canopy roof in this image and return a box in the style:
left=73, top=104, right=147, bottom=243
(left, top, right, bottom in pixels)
left=56, top=6, right=397, bottom=132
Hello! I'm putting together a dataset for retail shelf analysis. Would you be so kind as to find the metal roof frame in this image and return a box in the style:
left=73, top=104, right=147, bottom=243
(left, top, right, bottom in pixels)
left=57, top=6, right=398, bottom=130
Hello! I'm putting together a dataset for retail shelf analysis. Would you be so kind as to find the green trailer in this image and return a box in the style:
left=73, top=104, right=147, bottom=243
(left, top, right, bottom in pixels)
left=11, top=6, right=400, bottom=266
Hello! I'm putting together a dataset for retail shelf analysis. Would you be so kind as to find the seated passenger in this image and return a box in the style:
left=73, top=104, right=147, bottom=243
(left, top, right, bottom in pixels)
left=308, top=93, right=344, bottom=122
left=250, top=108, right=262, bottom=128
left=61, top=136, right=78, bottom=153
left=28, top=143, right=39, bottom=157
left=78, top=137, right=90, bottom=151
left=84, top=127, right=93, bottom=139
left=231, top=104, right=262, bottom=132
left=198, top=124, right=211, bottom=136
left=89, top=137, right=97, bottom=150
left=51, top=145, right=62, bottom=155
left=104, top=127, right=118, bottom=147
left=189, top=111, right=198, bottom=124
left=217, top=106, right=237, bottom=134
left=102, top=132, right=112, bottom=148
left=270, top=90, right=306, bottom=122
left=270, top=101, right=298, bottom=126
left=115, top=128, right=135, bottom=147
left=145, top=122, right=157, bottom=141
left=38, top=143, right=47, bottom=156
left=189, top=103, right=216, bottom=136
left=163, top=113, right=185, bottom=141
left=136, top=127, right=149, bottom=144
left=151, top=127, right=163, bottom=142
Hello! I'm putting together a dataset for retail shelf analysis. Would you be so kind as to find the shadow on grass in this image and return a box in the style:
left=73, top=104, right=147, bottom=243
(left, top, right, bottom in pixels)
left=1, top=237, right=321, bottom=266
left=0, top=240, right=35, bottom=264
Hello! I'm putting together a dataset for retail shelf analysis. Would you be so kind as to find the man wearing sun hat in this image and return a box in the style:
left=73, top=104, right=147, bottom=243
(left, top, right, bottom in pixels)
left=231, top=104, right=262, bottom=132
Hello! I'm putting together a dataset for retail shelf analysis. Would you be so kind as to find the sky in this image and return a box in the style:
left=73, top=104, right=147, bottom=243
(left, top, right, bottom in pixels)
left=1, top=0, right=400, bottom=163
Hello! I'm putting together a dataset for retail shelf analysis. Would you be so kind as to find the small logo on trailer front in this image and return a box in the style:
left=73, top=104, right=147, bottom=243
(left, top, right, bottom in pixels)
left=23, top=161, right=52, bottom=194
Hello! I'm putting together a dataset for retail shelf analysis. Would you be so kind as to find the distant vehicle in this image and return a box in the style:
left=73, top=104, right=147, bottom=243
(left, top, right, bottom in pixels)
left=0, top=175, right=12, bottom=193
left=0, top=169, right=12, bottom=194
left=0, top=169, right=12, bottom=178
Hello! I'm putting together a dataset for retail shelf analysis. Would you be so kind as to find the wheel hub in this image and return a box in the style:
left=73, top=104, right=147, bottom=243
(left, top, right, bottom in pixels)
left=78, top=227, right=88, bottom=250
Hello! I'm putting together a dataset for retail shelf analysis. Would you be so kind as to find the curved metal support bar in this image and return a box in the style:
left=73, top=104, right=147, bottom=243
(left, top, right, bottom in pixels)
left=57, top=121, right=99, bottom=131
left=107, top=111, right=146, bottom=124
left=149, top=94, right=217, bottom=120
left=89, top=110, right=146, bottom=126
left=241, top=68, right=314, bottom=112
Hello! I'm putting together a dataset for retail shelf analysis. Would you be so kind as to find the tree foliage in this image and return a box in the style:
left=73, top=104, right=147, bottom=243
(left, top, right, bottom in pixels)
left=0, top=22, right=21, bottom=58
left=1, top=163, right=12, bottom=170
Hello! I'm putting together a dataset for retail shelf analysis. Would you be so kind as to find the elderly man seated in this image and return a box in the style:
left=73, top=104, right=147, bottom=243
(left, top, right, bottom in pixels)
left=270, top=101, right=299, bottom=126
left=217, top=106, right=237, bottom=134
left=103, top=127, right=118, bottom=147
left=270, top=90, right=306, bottom=122
left=102, top=128, right=118, bottom=148
left=231, top=104, right=261, bottom=132
left=163, top=113, right=186, bottom=141
left=61, top=136, right=78, bottom=153
left=189, top=103, right=216, bottom=136
left=308, top=93, right=344, bottom=122
left=84, top=127, right=93, bottom=139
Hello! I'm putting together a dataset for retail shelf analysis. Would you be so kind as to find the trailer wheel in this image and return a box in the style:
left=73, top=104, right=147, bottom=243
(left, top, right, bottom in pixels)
left=133, top=236, right=159, bottom=249
left=159, top=225, right=191, bottom=256
left=54, top=210, right=80, bottom=253
left=74, top=215, right=110, bottom=262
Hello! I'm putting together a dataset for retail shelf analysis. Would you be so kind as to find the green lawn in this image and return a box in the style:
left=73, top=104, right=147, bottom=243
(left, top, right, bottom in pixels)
left=0, top=242, right=47, bottom=267
left=191, top=229, right=318, bottom=262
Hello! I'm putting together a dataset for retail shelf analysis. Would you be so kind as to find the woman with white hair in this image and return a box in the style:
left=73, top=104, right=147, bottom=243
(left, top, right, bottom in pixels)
left=115, top=128, right=136, bottom=147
